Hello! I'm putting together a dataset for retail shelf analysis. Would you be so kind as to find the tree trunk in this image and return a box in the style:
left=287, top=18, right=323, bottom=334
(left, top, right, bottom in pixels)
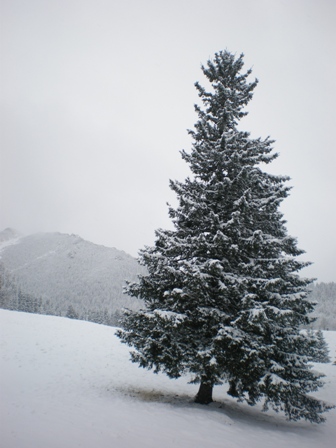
left=195, top=381, right=213, bottom=404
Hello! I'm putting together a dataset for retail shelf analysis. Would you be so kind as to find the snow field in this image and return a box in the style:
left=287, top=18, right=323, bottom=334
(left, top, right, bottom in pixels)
left=0, top=309, right=335, bottom=448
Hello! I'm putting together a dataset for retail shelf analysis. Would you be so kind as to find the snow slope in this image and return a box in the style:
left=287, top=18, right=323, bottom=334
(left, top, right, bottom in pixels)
left=1, top=309, right=335, bottom=448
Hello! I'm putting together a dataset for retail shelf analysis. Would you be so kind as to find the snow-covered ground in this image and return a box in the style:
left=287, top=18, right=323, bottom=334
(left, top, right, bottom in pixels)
left=1, top=309, right=335, bottom=448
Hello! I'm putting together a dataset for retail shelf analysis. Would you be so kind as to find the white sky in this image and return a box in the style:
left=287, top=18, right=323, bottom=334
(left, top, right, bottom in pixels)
left=1, top=0, right=335, bottom=282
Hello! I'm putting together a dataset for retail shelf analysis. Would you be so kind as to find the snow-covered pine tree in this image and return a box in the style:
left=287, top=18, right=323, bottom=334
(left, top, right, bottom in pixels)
left=314, top=330, right=331, bottom=363
left=116, top=51, right=334, bottom=423
left=305, top=329, right=331, bottom=364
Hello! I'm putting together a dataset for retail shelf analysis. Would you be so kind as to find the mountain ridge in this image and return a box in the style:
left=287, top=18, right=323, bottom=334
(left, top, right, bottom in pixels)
left=0, top=229, right=145, bottom=325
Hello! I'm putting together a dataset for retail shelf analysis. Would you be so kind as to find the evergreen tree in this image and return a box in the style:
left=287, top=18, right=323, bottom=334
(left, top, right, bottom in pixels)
left=66, top=304, right=79, bottom=320
left=116, top=51, right=334, bottom=422
left=314, top=330, right=331, bottom=363
left=305, top=329, right=330, bottom=363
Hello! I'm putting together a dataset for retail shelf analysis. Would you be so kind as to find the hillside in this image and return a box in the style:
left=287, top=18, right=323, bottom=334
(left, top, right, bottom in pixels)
left=1, top=309, right=336, bottom=448
left=0, top=229, right=145, bottom=325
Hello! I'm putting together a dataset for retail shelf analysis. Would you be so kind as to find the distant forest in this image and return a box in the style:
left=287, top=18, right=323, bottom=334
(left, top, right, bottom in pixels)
left=0, top=263, right=335, bottom=330
left=307, top=282, right=336, bottom=330
left=0, top=262, right=139, bottom=327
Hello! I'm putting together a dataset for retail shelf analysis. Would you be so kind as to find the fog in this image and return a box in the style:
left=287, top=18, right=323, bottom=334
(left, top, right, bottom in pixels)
left=1, top=0, right=335, bottom=281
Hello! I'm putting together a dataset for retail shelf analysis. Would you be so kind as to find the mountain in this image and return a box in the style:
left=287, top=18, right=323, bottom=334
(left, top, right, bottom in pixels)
left=0, top=227, right=21, bottom=243
left=0, top=229, right=145, bottom=325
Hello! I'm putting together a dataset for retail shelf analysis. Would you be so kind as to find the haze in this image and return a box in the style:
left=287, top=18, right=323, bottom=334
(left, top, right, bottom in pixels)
left=1, top=0, right=335, bottom=282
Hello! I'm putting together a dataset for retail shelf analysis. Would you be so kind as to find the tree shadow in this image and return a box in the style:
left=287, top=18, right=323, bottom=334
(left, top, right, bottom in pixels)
left=110, top=384, right=326, bottom=434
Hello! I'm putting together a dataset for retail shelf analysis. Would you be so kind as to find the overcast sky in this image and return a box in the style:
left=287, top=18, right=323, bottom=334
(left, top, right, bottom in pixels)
left=1, top=0, right=335, bottom=282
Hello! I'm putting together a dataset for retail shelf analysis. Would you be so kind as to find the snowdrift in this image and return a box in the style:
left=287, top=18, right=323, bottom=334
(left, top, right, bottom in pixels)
left=1, top=309, right=335, bottom=448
